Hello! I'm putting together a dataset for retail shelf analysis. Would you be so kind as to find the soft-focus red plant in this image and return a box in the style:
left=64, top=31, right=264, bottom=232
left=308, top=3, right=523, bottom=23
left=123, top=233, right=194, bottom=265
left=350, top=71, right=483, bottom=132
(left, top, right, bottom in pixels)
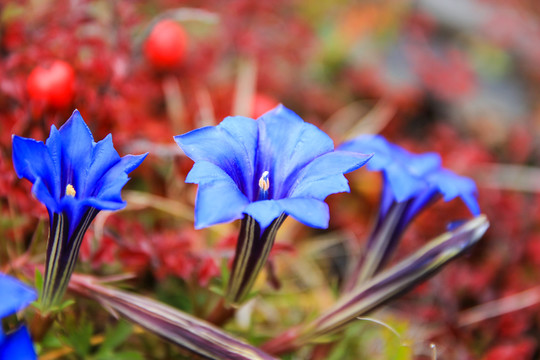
left=2, top=0, right=540, bottom=358
left=251, top=93, right=279, bottom=118
left=482, top=338, right=536, bottom=360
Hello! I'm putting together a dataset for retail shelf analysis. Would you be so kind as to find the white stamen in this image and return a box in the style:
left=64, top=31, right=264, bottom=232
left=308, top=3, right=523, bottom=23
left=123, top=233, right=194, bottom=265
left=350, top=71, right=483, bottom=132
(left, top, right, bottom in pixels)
left=259, top=171, right=270, bottom=191
left=258, top=171, right=270, bottom=200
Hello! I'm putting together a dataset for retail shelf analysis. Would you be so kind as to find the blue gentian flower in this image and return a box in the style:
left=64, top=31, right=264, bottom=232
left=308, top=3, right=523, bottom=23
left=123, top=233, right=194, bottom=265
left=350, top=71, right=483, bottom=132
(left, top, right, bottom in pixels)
left=175, top=105, right=372, bottom=303
left=12, top=110, right=147, bottom=308
left=339, top=134, right=480, bottom=290
left=0, top=274, right=37, bottom=360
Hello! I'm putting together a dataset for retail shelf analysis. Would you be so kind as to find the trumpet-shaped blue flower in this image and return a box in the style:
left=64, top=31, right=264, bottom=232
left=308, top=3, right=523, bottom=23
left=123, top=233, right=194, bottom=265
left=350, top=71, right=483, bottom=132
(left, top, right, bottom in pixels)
left=13, top=110, right=148, bottom=238
left=12, top=110, right=147, bottom=308
left=339, top=135, right=480, bottom=290
left=0, top=274, right=37, bottom=360
left=176, top=105, right=371, bottom=230
left=175, top=105, right=372, bottom=302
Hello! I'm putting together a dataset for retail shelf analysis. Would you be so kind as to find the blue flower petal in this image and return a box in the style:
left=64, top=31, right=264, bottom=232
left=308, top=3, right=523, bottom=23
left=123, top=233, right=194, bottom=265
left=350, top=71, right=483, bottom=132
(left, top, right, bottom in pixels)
left=58, top=195, right=88, bottom=239
left=461, top=192, right=481, bottom=216
left=0, top=326, right=36, bottom=360
left=175, top=116, right=258, bottom=199
left=84, top=198, right=126, bottom=211
left=92, top=153, right=148, bottom=204
left=58, top=110, right=94, bottom=194
left=340, top=135, right=442, bottom=202
left=120, top=153, right=149, bottom=174
left=0, top=274, right=36, bottom=319
left=186, top=161, right=250, bottom=228
left=194, top=183, right=249, bottom=230
left=383, top=161, right=427, bottom=202
left=257, top=105, right=335, bottom=199
left=91, top=173, right=130, bottom=206
left=12, top=136, right=58, bottom=200
left=243, top=198, right=330, bottom=230
left=83, top=134, right=121, bottom=197
left=428, top=169, right=480, bottom=215
left=45, top=125, right=62, bottom=198
left=277, top=198, right=329, bottom=229
left=32, top=178, right=59, bottom=214
left=341, top=135, right=442, bottom=175
left=405, top=152, right=441, bottom=177
left=243, top=200, right=284, bottom=230
left=340, top=135, right=393, bottom=171
left=289, top=151, right=372, bottom=200
left=186, top=160, right=235, bottom=184
left=186, top=161, right=250, bottom=229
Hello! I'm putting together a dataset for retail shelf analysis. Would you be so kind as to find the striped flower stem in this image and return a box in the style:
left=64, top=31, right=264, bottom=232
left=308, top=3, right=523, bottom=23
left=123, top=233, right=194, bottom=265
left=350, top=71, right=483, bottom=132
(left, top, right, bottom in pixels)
left=225, top=214, right=287, bottom=305
left=69, top=275, right=277, bottom=360
left=42, top=209, right=98, bottom=310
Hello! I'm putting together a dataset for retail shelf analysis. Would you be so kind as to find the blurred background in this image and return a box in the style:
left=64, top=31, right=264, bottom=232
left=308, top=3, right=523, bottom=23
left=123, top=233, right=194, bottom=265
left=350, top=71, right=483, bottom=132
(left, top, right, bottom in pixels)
left=1, top=0, right=540, bottom=358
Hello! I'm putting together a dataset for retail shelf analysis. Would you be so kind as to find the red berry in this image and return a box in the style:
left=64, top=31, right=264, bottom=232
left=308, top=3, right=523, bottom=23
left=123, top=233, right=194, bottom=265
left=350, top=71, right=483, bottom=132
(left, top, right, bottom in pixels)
left=144, top=20, right=188, bottom=69
left=27, top=60, right=75, bottom=109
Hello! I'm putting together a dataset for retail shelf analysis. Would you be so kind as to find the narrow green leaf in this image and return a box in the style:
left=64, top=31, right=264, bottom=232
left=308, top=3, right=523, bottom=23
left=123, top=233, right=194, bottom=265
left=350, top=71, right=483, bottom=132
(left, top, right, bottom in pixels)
left=64, top=320, right=93, bottom=357
left=98, top=320, right=134, bottom=354
left=35, top=268, right=44, bottom=299
left=58, top=299, right=75, bottom=311
left=105, top=350, right=145, bottom=360
left=220, top=257, right=230, bottom=285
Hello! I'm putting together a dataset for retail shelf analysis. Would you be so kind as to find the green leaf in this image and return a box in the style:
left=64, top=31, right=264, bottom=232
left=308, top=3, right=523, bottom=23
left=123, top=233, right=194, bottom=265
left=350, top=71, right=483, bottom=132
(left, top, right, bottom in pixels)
left=156, top=277, right=192, bottom=313
left=57, top=299, right=75, bottom=311
left=108, top=350, right=145, bottom=360
left=64, top=320, right=93, bottom=357
left=209, top=284, right=224, bottom=297
left=41, top=331, right=64, bottom=349
left=97, top=320, right=134, bottom=354
left=220, top=256, right=230, bottom=287
left=35, top=298, right=75, bottom=315
left=35, top=268, right=44, bottom=296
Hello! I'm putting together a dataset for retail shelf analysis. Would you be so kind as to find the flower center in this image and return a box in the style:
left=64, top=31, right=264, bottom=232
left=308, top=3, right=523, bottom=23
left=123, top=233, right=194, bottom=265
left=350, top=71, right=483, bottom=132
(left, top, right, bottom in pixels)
left=258, top=171, right=270, bottom=200
left=65, top=184, right=76, bottom=197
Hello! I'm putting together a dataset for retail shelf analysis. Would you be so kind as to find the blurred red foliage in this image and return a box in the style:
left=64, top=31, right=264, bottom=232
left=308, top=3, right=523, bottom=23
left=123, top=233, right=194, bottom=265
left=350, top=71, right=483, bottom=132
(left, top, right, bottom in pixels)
left=2, top=0, right=540, bottom=357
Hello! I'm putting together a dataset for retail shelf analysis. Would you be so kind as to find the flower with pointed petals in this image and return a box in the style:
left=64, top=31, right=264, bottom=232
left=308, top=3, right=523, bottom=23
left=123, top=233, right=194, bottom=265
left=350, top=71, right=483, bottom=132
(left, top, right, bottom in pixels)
left=0, top=274, right=37, bottom=360
left=339, top=135, right=480, bottom=290
left=175, top=105, right=372, bottom=303
left=12, top=110, right=147, bottom=309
